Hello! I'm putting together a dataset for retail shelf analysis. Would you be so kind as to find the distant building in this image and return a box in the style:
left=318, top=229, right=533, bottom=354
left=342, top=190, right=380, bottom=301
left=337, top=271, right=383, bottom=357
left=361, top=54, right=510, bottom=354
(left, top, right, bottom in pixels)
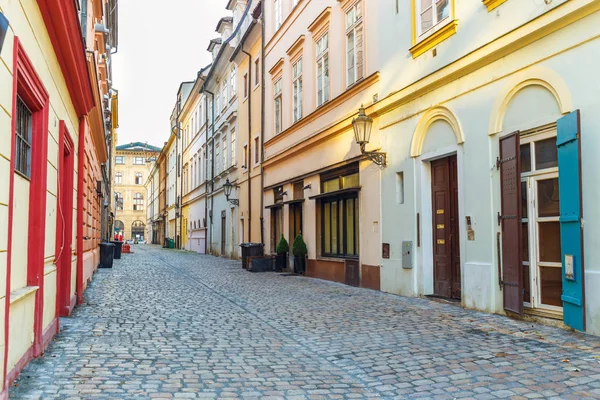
left=112, top=140, right=161, bottom=241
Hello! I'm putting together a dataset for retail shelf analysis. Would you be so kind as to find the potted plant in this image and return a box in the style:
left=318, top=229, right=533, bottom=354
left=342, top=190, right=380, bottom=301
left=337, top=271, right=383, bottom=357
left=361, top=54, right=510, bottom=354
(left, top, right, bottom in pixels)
left=275, top=235, right=288, bottom=272
left=292, top=234, right=308, bottom=275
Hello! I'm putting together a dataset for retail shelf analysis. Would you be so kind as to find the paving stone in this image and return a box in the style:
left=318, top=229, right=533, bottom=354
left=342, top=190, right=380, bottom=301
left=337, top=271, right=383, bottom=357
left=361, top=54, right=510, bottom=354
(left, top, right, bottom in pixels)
left=9, top=245, right=600, bottom=399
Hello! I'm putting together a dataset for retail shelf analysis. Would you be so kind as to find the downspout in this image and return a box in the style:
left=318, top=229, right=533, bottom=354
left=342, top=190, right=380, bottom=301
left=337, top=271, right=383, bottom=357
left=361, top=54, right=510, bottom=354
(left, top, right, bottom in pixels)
left=260, top=0, right=265, bottom=246
left=177, top=109, right=183, bottom=249
left=204, top=89, right=216, bottom=255
left=76, top=117, right=85, bottom=305
left=242, top=48, right=252, bottom=242
left=204, top=94, right=209, bottom=255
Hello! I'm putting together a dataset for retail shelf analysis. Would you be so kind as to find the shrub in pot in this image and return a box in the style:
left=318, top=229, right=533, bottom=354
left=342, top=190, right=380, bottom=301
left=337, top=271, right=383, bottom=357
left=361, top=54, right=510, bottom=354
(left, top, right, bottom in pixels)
left=275, top=235, right=288, bottom=272
left=292, top=234, right=308, bottom=275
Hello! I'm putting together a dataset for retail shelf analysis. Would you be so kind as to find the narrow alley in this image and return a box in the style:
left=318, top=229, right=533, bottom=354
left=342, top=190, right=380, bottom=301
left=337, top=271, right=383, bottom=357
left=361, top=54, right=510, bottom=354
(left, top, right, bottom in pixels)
left=10, top=246, right=600, bottom=399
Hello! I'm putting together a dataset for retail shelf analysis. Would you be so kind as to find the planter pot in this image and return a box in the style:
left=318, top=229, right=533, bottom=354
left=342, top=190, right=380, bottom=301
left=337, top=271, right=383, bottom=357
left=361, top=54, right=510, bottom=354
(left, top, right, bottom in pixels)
left=294, top=256, right=306, bottom=275
left=275, top=253, right=287, bottom=272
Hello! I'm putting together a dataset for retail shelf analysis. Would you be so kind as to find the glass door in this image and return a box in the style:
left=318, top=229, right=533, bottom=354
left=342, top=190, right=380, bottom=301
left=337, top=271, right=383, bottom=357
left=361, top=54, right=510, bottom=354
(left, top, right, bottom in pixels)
left=520, top=129, right=562, bottom=314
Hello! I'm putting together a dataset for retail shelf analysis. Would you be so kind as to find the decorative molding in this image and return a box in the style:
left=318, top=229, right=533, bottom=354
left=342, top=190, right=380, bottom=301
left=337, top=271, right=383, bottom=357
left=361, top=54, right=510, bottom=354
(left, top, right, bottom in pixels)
left=36, top=0, right=95, bottom=117
left=307, top=7, right=331, bottom=36
left=483, top=0, right=508, bottom=12
left=410, top=106, right=465, bottom=158
left=410, top=20, right=459, bottom=58
left=286, top=35, right=305, bottom=58
left=268, top=57, right=284, bottom=76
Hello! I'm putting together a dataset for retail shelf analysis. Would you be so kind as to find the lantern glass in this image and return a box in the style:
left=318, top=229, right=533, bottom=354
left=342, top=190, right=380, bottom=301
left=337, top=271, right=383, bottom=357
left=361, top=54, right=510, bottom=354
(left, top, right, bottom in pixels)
left=352, top=106, right=373, bottom=147
left=224, top=178, right=233, bottom=198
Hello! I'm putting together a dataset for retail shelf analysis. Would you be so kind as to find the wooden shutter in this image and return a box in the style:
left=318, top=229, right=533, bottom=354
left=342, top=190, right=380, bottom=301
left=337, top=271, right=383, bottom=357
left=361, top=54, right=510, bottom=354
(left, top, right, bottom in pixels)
left=557, top=110, right=585, bottom=331
left=499, top=131, right=523, bottom=314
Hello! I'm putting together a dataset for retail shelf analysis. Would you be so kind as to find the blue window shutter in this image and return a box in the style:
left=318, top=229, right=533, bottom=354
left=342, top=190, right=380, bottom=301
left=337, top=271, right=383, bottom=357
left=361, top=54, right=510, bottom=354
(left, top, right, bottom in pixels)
left=557, top=110, right=585, bottom=332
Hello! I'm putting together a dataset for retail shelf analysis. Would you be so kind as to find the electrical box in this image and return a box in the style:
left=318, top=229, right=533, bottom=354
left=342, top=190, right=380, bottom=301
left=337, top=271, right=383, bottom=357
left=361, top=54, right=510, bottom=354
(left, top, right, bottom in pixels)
left=402, top=241, right=413, bottom=269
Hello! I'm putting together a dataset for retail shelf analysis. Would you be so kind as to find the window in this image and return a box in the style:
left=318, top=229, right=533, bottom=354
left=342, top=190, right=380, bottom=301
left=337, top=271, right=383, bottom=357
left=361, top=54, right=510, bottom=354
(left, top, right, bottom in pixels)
left=115, top=172, right=122, bottom=184
left=115, top=156, right=125, bottom=164
left=115, top=192, right=124, bottom=210
left=254, top=137, right=260, bottom=165
left=135, top=172, right=143, bottom=185
left=316, top=33, right=330, bottom=107
left=231, top=130, right=236, bottom=166
left=230, top=66, right=237, bottom=98
left=216, top=91, right=220, bottom=115
left=222, top=82, right=228, bottom=110
left=215, top=142, right=221, bottom=174
left=292, top=58, right=303, bottom=123
left=274, top=0, right=282, bottom=30
left=254, top=58, right=260, bottom=86
left=223, top=136, right=228, bottom=170
left=274, top=78, right=283, bottom=134
left=346, top=1, right=364, bottom=87
left=243, top=73, right=248, bottom=98
left=322, top=195, right=359, bottom=257
left=134, top=157, right=145, bottom=165
left=417, top=0, right=450, bottom=36
left=15, top=97, right=32, bottom=177
left=133, top=193, right=144, bottom=211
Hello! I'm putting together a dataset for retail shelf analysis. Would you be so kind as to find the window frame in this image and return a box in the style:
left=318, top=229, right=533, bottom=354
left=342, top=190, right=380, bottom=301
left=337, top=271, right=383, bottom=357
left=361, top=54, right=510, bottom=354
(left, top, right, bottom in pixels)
left=133, top=192, right=144, bottom=211
left=345, top=1, right=364, bottom=88
left=115, top=156, right=125, bottom=164
left=416, top=0, right=451, bottom=38
left=274, top=0, right=283, bottom=31
left=273, top=77, right=283, bottom=135
left=321, top=194, right=359, bottom=259
left=15, top=97, right=32, bottom=178
left=292, top=57, right=303, bottom=123
left=315, top=33, right=330, bottom=107
left=133, top=156, right=145, bottom=165
left=115, top=172, right=122, bottom=184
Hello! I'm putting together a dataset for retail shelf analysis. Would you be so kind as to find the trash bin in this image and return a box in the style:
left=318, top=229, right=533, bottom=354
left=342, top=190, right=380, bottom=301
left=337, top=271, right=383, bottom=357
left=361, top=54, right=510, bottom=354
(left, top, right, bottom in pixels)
left=239, top=243, right=264, bottom=269
left=168, top=238, right=174, bottom=248
left=99, top=242, right=115, bottom=268
left=110, top=241, right=124, bottom=259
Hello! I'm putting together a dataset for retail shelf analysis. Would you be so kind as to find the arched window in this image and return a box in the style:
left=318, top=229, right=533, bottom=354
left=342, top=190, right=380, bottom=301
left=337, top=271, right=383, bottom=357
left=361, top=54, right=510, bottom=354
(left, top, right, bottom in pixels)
left=115, top=192, right=123, bottom=210
left=133, top=192, right=144, bottom=211
left=135, top=172, right=143, bottom=185
left=115, top=172, right=122, bottom=184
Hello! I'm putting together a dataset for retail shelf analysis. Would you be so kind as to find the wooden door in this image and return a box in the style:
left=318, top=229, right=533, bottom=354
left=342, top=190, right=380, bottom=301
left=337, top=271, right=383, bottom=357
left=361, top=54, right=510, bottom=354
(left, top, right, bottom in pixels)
left=431, top=156, right=461, bottom=299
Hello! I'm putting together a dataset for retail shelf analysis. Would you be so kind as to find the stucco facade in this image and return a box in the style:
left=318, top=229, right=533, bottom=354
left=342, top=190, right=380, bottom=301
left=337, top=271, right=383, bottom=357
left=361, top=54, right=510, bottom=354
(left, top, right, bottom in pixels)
left=372, top=0, right=600, bottom=336
left=0, top=0, right=117, bottom=395
left=112, top=141, right=160, bottom=242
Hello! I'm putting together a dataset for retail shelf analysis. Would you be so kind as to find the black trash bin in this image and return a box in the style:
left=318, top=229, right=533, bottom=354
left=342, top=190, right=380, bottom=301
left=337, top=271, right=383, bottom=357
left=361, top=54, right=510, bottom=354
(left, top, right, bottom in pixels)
left=110, top=241, right=124, bottom=259
left=239, top=243, right=264, bottom=269
left=99, top=242, right=115, bottom=268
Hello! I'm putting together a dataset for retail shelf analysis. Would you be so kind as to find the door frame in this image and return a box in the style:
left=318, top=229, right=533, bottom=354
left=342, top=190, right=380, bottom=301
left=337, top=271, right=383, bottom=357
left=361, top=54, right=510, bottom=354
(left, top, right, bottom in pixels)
left=415, top=145, right=466, bottom=300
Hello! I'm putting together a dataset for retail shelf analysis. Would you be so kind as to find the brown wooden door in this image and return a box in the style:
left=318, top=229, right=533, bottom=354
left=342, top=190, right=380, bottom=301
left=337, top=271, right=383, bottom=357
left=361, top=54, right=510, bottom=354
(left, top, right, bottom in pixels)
left=431, top=155, right=461, bottom=299
left=499, top=132, right=523, bottom=314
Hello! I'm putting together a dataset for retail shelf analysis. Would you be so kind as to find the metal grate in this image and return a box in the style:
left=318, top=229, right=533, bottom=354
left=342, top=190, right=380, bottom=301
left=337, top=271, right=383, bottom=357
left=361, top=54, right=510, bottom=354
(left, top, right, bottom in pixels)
left=15, top=97, right=32, bottom=177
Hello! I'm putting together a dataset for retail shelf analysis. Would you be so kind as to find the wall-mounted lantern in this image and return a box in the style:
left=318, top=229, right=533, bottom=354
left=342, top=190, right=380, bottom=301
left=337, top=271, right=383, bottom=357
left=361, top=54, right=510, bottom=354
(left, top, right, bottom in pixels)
left=223, top=178, right=239, bottom=206
left=352, top=105, right=386, bottom=167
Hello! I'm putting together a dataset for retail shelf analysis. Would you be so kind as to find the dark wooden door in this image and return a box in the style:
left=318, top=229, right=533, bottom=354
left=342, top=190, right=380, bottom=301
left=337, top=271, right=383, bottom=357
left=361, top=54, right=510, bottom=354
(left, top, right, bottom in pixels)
left=431, top=156, right=461, bottom=299
left=221, top=210, right=226, bottom=256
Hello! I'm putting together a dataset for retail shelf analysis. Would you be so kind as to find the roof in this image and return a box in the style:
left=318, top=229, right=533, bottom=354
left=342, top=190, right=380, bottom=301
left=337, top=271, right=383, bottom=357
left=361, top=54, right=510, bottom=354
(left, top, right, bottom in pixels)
left=207, top=38, right=222, bottom=52
left=116, top=142, right=162, bottom=152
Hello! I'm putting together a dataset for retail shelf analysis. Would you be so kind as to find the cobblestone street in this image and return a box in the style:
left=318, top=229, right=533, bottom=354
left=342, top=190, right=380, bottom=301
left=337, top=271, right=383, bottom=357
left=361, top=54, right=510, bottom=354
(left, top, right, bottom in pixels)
left=10, top=245, right=600, bottom=399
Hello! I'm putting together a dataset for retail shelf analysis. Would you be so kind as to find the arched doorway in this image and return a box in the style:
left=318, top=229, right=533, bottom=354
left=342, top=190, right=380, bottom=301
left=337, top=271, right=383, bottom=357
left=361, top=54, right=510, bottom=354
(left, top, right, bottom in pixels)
left=132, top=220, right=145, bottom=242
left=114, top=220, right=124, bottom=237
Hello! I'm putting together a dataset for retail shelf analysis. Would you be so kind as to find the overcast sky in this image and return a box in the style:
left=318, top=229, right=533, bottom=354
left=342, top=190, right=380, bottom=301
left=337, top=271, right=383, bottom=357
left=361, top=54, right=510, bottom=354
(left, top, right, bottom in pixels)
left=112, top=0, right=226, bottom=149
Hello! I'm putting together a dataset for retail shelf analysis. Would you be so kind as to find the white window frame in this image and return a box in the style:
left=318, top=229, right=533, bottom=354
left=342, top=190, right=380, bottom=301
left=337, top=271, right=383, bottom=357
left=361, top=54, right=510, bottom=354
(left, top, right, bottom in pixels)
left=230, top=66, right=237, bottom=98
left=231, top=129, right=236, bottom=166
left=273, top=78, right=283, bottom=135
left=274, top=0, right=282, bottom=30
left=316, top=33, right=330, bottom=107
left=345, top=1, right=364, bottom=87
left=292, top=58, right=303, bottom=123
left=416, top=0, right=451, bottom=37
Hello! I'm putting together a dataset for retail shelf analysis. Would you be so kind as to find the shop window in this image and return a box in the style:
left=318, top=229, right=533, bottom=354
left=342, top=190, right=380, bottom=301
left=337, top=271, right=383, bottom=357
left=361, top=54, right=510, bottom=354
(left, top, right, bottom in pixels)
left=322, top=196, right=358, bottom=258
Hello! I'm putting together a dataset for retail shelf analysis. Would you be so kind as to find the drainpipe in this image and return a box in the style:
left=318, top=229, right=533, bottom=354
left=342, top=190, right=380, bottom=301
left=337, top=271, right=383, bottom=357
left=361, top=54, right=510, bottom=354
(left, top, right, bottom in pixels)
left=203, top=89, right=216, bottom=254
left=76, top=117, right=85, bottom=305
left=177, top=108, right=183, bottom=250
left=260, top=0, right=265, bottom=246
left=242, top=48, right=252, bottom=242
left=204, top=94, right=209, bottom=255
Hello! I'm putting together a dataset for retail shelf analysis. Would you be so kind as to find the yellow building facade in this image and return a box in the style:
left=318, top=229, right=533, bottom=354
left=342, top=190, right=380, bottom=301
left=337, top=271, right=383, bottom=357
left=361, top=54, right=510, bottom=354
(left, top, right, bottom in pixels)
left=112, top=141, right=160, bottom=241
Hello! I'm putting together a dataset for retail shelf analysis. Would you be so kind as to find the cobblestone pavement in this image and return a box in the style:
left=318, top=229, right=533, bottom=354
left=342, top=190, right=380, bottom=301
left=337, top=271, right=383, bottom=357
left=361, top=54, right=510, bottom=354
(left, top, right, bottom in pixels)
left=10, top=245, right=600, bottom=399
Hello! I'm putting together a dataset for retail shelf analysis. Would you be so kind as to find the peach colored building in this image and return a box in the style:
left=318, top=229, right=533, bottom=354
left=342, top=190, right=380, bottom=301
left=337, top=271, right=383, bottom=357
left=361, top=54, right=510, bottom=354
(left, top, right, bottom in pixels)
left=262, top=0, right=383, bottom=287
left=0, top=0, right=117, bottom=395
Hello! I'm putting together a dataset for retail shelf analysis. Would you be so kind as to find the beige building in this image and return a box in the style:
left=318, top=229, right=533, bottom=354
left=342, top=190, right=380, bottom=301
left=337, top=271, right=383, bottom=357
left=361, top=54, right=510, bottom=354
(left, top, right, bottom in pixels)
left=112, top=140, right=161, bottom=241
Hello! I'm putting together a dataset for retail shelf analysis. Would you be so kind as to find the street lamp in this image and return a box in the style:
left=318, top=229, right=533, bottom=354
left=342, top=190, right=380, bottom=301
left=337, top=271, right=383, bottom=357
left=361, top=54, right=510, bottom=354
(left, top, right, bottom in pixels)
left=352, top=105, right=386, bottom=167
left=223, top=178, right=239, bottom=206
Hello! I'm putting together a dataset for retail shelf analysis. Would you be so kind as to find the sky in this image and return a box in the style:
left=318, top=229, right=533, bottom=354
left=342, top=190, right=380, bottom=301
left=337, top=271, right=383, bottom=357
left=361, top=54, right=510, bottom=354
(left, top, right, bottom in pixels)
left=112, top=0, right=227, bottom=149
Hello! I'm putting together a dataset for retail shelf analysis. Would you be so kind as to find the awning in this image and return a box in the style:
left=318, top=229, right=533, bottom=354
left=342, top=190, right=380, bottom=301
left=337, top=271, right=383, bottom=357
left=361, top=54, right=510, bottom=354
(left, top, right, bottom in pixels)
left=265, top=203, right=284, bottom=209
left=308, top=187, right=360, bottom=200
left=283, top=199, right=305, bottom=205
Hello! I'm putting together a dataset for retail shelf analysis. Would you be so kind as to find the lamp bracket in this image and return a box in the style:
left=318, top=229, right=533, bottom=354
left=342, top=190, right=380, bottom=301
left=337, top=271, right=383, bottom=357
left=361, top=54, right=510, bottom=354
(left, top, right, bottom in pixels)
left=228, top=198, right=239, bottom=206
left=360, top=144, right=387, bottom=167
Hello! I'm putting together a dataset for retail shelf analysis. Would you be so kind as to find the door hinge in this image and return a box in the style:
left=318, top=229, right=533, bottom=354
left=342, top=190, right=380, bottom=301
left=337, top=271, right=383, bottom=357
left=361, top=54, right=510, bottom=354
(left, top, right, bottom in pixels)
left=496, top=155, right=516, bottom=170
left=498, top=212, right=518, bottom=226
